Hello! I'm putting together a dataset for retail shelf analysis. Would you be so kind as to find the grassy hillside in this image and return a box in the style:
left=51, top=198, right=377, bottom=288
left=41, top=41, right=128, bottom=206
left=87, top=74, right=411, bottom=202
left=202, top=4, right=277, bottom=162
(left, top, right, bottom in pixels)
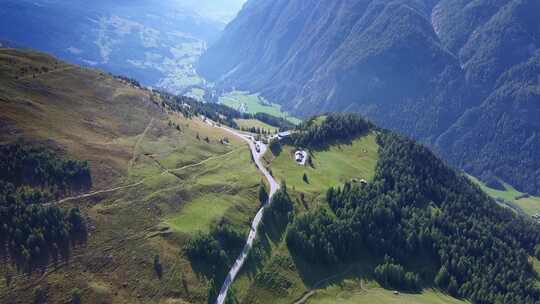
left=263, top=133, right=379, bottom=197
left=0, top=48, right=262, bottom=304
left=229, top=118, right=540, bottom=304
left=230, top=131, right=466, bottom=304
left=308, top=280, right=468, bottom=304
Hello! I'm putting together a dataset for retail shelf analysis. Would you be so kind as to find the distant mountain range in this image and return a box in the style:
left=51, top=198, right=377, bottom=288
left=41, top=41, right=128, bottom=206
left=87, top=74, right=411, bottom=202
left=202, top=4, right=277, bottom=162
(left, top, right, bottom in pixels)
left=198, top=0, right=540, bottom=196
left=0, top=0, right=226, bottom=94
left=179, top=0, right=247, bottom=23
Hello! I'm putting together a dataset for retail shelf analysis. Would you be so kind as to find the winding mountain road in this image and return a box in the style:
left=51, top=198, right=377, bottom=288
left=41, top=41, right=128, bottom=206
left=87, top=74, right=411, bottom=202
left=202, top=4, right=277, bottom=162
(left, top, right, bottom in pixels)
left=215, top=125, right=280, bottom=304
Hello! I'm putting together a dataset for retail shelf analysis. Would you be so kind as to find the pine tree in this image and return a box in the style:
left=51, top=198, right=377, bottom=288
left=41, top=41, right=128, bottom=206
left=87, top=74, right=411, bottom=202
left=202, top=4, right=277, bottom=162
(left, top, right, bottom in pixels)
left=258, top=182, right=268, bottom=204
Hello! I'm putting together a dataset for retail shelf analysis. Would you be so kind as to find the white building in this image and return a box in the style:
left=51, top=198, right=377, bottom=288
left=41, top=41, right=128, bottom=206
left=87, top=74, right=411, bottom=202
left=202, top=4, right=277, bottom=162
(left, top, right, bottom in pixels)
left=294, top=150, right=307, bottom=165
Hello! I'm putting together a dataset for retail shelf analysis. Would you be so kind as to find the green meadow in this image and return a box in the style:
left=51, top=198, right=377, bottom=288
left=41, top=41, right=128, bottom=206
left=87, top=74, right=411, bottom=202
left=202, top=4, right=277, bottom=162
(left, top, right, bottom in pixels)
left=469, top=175, right=540, bottom=215
left=220, top=90, right=302, bottom=124
left=263, top=132, right=379, bottom=196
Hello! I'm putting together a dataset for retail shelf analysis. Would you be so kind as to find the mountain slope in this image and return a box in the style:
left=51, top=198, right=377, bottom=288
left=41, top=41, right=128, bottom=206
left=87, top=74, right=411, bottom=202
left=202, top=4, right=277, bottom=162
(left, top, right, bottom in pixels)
left=3, top=48, right=540, bottom=304
left=198, top=0, right=540, bottom=195
left=198, top=0, right=468, bottom=135
left=229, top=114, right=540, bottom=304
left=0, top=48, right=264, bottom=304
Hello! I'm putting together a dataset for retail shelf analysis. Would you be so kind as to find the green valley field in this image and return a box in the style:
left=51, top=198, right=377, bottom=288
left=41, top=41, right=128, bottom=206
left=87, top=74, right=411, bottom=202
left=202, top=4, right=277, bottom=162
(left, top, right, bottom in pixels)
left=469, top=176, right=540, bottom=216
left=220, top=90, right=301, bottom=124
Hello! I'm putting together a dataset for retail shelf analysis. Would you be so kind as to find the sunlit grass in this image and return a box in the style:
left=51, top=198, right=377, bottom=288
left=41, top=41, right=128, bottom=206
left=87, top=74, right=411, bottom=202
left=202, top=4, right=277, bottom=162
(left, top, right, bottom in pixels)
left=264, top=133, right=379, bottom=196
left=468, top=175, right=540, bottom=215
left=310, top=280, right=469, bottom=304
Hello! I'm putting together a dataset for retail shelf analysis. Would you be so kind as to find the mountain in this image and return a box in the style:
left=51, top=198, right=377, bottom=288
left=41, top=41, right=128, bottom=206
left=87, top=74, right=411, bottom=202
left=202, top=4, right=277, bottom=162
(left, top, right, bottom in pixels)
left=198, top=0, right=540, bottom=196
left=0, top=0, right=223, bottom=94
left=2, top=48, right=540, bottom=304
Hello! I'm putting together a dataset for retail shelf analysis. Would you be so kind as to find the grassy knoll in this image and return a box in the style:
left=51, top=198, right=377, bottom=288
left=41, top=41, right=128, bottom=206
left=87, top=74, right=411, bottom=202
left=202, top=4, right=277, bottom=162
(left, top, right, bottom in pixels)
left=230, top=130, right=468, bottom=304
left=220, top=90, right=302, bottom=124
left=235, top=118, right=279, bottom=133
left=229, top=132, right=380, bottom=304
left=263, top=132, right=379, bottom=196
left=308, top=280, right=468, bottom=304
left=0, top=49, right=261, bottom=304
left=469, top=175, right=540, bottom=215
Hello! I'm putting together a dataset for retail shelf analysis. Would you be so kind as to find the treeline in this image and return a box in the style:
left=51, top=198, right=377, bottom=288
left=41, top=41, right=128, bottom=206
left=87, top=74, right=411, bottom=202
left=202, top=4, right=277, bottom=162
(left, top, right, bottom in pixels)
left=158, top=92, right=240, bottom=127
left=0, top=143, right=88, bottom=274
left=183, top=222, right=247, bottom=301
left=156, top=91, right=293, bottom=131
left=286, top=131, right=540, bottom=303
left=287, top=113, right=372, bottom=148
left=113, top=75, right=141, bottom=88
left=266, top=183, right=294, bottom=219
left=240, top=126, right=275, bottom=135
left=374, top=256, right=421, bottom=291
left=184, top=225, right=245, bottom=278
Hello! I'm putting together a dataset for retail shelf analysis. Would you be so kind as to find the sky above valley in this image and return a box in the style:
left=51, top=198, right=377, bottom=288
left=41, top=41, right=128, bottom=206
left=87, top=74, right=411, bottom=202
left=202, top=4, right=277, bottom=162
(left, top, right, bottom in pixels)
left=25, top=0, right=248, bottom=24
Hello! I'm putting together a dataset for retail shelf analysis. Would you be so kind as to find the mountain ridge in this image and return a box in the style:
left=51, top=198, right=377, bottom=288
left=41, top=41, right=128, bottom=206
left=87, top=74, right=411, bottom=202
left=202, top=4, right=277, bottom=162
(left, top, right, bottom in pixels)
left=198, top=0, right=540, bottom=196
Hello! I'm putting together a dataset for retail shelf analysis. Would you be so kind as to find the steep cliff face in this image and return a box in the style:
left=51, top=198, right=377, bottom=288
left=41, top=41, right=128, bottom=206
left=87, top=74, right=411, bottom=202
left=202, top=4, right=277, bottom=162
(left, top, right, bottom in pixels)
left=199, top=0, right=469, bottom=137
left=432, top=0, right=540, bottom=194
left=198, top=0, right=540, bottom=195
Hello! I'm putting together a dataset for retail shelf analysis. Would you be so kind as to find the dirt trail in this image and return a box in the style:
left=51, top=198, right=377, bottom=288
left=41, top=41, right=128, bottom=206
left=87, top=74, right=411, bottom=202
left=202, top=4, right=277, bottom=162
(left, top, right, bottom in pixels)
left=46, top=148, right=239, bottom=207
left=129, top=118, right=155, bottom=170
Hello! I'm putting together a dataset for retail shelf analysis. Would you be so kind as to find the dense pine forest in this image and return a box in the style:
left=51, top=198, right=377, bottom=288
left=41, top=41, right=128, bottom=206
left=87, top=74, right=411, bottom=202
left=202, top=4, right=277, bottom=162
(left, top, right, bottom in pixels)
left=285, top=127, right=540, bottom=303
left=0, top=142, right=88, bottom=274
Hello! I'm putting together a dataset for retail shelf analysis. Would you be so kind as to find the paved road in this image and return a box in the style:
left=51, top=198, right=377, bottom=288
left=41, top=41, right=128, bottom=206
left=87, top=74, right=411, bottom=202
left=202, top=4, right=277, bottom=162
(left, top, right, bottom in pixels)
left=215, top=125, right=280, bottom=304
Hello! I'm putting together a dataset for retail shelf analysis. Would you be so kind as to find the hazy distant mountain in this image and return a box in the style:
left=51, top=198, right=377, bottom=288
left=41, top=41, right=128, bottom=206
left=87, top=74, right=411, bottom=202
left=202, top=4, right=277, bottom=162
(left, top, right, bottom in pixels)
left=199, top=0, right=540, bottom=195
left=0, top=0, right=224, bottom=93
left=178, top=0, right=247, bottom=23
